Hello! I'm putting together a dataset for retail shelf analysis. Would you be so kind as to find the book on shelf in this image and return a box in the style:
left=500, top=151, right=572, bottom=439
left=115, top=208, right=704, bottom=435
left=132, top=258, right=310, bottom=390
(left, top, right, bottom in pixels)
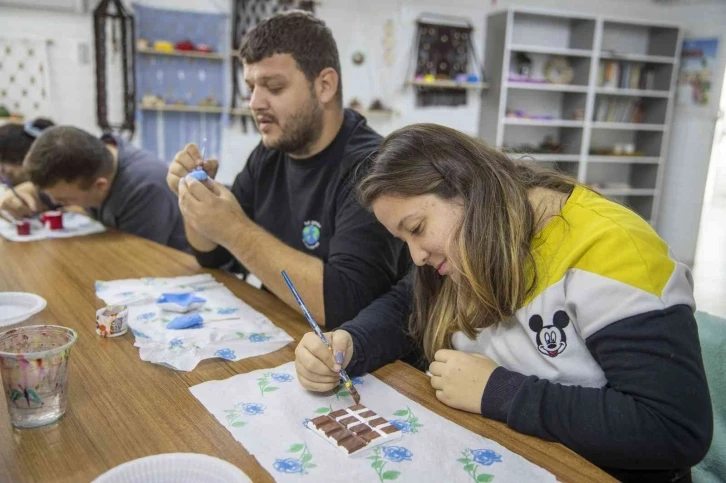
left=594, top=98, right=644, bottom=123
left=599, top=61, right=655, bottom=90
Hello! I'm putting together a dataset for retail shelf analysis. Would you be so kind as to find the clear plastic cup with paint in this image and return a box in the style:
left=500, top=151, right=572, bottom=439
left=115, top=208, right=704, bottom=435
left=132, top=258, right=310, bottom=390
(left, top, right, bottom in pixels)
left=0, top=325, right=77, bottom=429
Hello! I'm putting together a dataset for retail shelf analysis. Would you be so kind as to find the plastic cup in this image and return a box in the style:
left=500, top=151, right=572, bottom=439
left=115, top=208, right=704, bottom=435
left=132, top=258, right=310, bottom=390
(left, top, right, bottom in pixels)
left=0, top=325, right=77, bottom=428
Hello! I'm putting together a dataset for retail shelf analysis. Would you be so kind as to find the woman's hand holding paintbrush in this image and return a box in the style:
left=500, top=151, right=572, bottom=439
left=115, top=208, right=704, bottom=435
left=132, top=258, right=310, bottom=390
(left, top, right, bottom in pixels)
left=295, top=329, right=355, bottom=392
left=283, top=270, right=360, bottom=402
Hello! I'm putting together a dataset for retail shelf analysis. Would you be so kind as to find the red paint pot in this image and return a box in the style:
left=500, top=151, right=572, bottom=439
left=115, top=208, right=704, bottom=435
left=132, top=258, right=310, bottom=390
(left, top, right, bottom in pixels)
left=42, top=211, right=63, bottom=230
left=16, top=220, right=31, bottom=236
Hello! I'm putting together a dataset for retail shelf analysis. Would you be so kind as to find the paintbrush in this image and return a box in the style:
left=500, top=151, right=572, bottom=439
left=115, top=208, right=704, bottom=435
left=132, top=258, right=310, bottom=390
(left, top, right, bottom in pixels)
left=281, top=270, right=361, bottom=404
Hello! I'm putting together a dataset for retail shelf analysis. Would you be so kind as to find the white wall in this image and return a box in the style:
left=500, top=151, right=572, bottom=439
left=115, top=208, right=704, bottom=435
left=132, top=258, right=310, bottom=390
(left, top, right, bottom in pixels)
left=656, top=3, right=726, bottom=265
left=0, top=6, right=98, bottom=133
left=1, top=0, right=724, bottom=263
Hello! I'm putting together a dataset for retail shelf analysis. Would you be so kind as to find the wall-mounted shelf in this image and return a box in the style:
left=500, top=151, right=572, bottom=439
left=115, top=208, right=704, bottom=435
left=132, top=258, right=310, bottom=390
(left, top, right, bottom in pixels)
left=353, top=109, right=397, bottom=119
left=591, top=122, right=666, bottom=131
left=140, top=104, right=253, bottom=116
left=506, top=82, right=589, bottom=93
left=595, top=87, right=670, bottom=98
left=598, top=52, right=675, bottom=64
left=509, top=45, right=592, bottom=57
left=408, top=79, right=489, bottom=90
left=504, top=118, right=584, bottom=128
left=137, top=46, right=225, bottom=60
left=588, top=155, right=661, bottom=164
left=0, top=117, right=24, bottom=126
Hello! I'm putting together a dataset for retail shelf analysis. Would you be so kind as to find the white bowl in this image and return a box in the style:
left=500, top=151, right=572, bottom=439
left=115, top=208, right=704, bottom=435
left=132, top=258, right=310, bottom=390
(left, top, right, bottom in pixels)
left=0, top=292, right=47, bottom=327
left=92, top=453, right=251, bottom=483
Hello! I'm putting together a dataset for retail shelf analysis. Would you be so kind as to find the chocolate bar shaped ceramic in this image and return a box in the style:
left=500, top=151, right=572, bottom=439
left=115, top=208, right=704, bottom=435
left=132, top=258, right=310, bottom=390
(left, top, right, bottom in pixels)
left=305, top=404, right=402, bottom=456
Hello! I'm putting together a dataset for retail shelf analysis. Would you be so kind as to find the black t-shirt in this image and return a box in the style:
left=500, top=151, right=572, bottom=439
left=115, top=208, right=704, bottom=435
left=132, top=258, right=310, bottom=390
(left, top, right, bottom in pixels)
left=194, top=109, right=409, bottom=328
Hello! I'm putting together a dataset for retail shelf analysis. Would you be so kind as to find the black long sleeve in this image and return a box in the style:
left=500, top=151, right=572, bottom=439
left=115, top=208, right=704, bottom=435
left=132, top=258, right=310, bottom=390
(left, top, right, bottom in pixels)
left=341, top=275, right=418, bottom=375
left=481, top=305, right=712, bottom=480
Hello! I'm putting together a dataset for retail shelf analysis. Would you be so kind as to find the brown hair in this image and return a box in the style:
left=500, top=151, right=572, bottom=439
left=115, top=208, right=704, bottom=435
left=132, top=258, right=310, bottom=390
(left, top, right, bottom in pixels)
left=358, top=124, right=576, bottom=361
left=0, top=118, right=54, bottom=165
left=239, top=10, right=342, bottom=105
left=24, top=126, right=114, bottom=189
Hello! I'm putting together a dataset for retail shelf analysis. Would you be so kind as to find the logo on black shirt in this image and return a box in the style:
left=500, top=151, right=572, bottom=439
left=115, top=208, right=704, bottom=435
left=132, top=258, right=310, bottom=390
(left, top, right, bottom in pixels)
left=302, top=220, right=322, bottom=250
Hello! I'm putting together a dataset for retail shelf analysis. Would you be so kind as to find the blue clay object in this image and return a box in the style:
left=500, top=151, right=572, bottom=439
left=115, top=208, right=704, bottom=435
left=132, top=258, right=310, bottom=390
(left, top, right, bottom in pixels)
left=187, top=169, right=208, bottom=181
left=157, top=293, right=206, bottom=306
left=167, top=313, right=204, bottom=330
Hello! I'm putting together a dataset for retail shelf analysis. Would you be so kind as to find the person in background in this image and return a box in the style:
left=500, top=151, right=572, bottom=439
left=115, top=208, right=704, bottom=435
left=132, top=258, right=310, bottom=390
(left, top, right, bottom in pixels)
left=1, top=126, right=187, bottom=251
left=0, top=118, right=55, bottom=209
left=295, top=124, right=712, bottom=483
left=0, top=118, right=55, bottom=187
left=167, top=11, right=408, bottom=328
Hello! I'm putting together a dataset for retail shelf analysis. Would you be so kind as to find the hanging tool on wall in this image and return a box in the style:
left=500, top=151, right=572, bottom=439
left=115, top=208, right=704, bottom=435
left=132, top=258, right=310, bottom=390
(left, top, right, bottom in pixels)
left=93, top=0, right=136, bottom=140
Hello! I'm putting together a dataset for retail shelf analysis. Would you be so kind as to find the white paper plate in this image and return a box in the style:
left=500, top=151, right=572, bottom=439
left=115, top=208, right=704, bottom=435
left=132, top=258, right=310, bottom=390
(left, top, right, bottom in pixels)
left=0, top=292, right=47, bottom=327
left=93, top=453, right=251, bottom=483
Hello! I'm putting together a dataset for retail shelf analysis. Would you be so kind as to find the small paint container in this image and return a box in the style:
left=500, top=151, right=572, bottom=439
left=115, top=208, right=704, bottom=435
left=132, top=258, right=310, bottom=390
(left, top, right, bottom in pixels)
left=16, top=220, right=31, bottom=236
left=41, top=211, right=63, bottom=231
left=95, top=305, right=129, bottom=338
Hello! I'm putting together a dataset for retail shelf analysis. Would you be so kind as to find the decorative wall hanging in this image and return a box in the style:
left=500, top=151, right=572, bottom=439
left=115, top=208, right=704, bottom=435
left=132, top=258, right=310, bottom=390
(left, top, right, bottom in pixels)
left=407, top=13, right=483, bottom=107
left=0, top=37, right=52, bottom=119
left=94, top=0, right=136, bottom=139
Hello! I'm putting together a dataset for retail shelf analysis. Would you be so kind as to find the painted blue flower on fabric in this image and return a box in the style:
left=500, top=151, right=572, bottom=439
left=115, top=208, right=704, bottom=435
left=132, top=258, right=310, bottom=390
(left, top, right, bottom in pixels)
left=351, top=377, right=365, bottom=385
left=273, top=458, right=304, bottom=474
left=470, top=449, right=502, bottom=466
left=169, top=338, right=184, bottom=349
left=217, top=307, right=238, bottom=315
left=131, top=329, right=150, bottom=339
left=301, top=418, right=311, bottom=428
left=249, top=333, right=272, bottom=343
left=381, top=446, right=413, bottom=463
left=390, top=420, right=414, bottom=433
left=241, top=403, right=266, bottom=415
left=136, top=312, right=156, bottom=321
left=215, top=348, right=236, bottom=360
left=270, top=373, right=293, bottom=383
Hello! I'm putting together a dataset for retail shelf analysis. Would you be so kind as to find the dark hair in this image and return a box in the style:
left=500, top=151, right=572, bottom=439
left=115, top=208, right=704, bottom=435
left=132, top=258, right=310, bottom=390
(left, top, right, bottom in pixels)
left=24, top=126, right=114, bottom=188
left=358, top=124, right=576, bottom=360
left=239, top=10, right=342, bottom=105
left=0, top=118, right=54, bottom=165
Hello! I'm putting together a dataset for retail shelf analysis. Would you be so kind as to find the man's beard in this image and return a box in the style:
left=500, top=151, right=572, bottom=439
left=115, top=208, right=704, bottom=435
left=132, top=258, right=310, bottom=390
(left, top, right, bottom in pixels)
left=264, top=94, right=324, bottom=157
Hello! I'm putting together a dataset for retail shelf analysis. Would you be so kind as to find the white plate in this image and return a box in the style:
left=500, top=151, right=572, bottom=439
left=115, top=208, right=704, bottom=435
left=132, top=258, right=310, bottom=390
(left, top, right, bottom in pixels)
left=92, top=453, right=251, bottom=483
left=0, top=292, right=47, bottom=327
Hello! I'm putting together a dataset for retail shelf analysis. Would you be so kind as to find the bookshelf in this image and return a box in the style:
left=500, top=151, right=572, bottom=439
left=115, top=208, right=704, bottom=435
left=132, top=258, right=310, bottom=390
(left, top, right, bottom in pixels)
left=481, top=8, right=681, bottom=226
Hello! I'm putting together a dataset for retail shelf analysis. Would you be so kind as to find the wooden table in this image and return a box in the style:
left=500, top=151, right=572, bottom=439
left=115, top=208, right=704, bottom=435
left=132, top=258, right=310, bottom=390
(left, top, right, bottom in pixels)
left=0, top=232, right=614, bottom=483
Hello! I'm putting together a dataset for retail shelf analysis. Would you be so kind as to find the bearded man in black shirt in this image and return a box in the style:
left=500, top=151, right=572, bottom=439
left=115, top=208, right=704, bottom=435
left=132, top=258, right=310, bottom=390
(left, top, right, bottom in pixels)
left=167, top=11, right=409, bottom=329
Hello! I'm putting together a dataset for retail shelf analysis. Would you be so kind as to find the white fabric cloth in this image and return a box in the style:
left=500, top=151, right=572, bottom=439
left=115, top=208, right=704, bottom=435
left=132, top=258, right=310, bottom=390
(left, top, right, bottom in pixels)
left=190, top=361, right=555, bottom=483
left=95, top=274, right=293, bottom=371
left=0, top=212, right=106, bottom=242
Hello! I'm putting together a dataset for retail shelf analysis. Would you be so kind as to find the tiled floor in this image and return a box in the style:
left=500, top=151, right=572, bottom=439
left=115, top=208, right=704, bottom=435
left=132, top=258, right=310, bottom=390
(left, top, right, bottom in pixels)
left=692, top=131, right=726, bottom=318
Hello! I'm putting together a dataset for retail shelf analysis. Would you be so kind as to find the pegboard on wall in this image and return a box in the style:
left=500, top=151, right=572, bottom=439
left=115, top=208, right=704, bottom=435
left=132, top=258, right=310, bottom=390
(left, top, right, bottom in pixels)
left=0, top=37, right=52, bottom=119
left=134, top=4, right=227, bottom=163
